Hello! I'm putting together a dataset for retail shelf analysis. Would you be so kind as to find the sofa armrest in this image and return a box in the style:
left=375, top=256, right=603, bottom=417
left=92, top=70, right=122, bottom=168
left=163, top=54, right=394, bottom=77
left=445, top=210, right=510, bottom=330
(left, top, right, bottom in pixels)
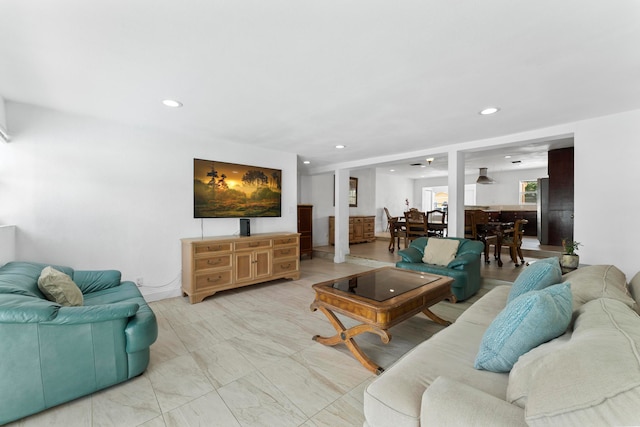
left=398, top=247, right=424, bottom=263
left=72, top=270, right=122, bottom=293
left=447, top=253, right=478, bottom=269
left=125, top=303, right=158, bottom=353
left=43, top=302, right=139, bottom=325
left=421, top=377, right=527, bottom=427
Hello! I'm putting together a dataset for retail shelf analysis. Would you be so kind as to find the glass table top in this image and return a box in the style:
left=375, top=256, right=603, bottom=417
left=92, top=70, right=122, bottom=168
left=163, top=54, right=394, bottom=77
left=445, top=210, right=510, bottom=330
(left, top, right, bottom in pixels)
left=329, top=269, right=440, bottom=302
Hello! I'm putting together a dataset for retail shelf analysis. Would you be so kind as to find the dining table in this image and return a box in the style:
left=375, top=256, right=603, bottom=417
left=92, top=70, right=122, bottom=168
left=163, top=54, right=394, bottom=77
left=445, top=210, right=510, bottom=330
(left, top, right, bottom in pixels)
left=388, top=217, right=449, bottom=253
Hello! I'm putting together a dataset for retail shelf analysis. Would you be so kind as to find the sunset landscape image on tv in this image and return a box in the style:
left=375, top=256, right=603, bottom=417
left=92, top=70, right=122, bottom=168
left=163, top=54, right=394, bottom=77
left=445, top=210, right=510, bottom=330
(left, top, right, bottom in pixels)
left=194, top=159, right=282, bottom=218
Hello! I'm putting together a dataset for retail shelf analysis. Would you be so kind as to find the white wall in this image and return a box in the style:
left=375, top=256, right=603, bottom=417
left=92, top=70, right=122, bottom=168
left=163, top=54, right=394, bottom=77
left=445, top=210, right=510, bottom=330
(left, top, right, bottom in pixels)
left=0, top=225, right=16, bottom=265
left=376, top=173, right=413, bottom=232
left=302, top=173, right=333, bottom=246
left=573, top=109, right=640, bottom=278
left=0, top=102, right=298, bottom=300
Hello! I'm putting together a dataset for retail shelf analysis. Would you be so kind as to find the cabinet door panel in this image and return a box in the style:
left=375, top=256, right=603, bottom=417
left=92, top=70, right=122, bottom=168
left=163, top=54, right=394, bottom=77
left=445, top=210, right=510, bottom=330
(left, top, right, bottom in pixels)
left=254, top=250, right=272, bottom=279
left=235, top=252, right=253, bottom=282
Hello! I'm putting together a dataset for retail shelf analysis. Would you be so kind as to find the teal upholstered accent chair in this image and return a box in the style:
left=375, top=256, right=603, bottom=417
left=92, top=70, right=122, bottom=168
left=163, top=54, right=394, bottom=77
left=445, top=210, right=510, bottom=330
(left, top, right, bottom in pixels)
left=395, top=237, right=484, bottom=302
left=0, top=261, right=158, bottom=424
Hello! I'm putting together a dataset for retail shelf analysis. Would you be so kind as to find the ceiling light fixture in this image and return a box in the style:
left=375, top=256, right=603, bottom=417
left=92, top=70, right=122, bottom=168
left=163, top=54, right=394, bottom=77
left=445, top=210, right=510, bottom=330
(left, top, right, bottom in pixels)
left=426, top=157, right=434, bottom=164
left=303, top=160, right=310, bottom=165
left=162, top=99, right=183, bottom=108
left=335, top=145, right=345, bottom=149
left=476, top=167, right=495, bottom=184
left=479, top=107, right=500, bottom=115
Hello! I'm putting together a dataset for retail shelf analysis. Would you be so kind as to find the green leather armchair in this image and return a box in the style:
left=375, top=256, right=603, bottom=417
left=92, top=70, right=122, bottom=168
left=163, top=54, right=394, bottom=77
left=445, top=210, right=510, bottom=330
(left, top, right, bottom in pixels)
left=395, top=237, right=484, bottom=302
left=0, top=261, right=158, bottom=424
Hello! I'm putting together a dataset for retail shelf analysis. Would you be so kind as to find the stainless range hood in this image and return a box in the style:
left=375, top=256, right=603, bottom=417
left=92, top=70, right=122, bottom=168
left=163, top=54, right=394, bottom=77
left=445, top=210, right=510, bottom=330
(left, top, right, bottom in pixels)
left=476, top=167, right=494, bottom=184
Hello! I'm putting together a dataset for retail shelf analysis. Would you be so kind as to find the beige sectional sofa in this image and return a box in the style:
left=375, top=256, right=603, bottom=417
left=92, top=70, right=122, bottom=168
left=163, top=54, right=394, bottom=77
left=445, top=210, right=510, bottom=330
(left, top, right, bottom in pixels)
left=363, top=264, right=640, bottom=426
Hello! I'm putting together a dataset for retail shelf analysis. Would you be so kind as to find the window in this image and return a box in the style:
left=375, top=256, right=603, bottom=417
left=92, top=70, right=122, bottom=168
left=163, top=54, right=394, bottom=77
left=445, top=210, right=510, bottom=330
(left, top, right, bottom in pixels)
left=519, top=180, right=537, bottom=205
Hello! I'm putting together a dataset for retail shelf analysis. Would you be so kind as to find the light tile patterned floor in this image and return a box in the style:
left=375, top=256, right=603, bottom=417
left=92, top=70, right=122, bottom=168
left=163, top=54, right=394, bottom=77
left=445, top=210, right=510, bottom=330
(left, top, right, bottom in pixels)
left=8, top=246, right=524, bottom=427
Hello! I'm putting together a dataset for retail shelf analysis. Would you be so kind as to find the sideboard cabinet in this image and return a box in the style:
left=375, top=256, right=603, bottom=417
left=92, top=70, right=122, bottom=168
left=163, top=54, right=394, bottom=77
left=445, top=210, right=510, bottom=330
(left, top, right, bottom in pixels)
left=328, top=215, right=376, bottom=245
left=181, top=232, right=300, bottom=303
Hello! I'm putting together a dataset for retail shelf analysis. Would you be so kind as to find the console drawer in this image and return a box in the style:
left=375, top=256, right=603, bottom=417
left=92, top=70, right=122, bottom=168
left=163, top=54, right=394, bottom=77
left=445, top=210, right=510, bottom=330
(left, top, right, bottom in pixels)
left=195, top=255, right=232, bottom=271
left=194, top=242, right=232, bottom=255
left=273, top=260, right=298, bottom=275
left=194, top=270, right=233, bottom=289
left=273, top=236, right=298, bottom=246
left=273, top=247, right=298, bottom=259
left=235, top=240, right=272, bottom=251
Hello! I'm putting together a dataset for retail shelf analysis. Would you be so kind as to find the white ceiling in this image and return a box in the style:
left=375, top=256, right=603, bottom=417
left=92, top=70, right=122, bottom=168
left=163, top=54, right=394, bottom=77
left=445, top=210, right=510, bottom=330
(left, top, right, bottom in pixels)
left=1, top=1, right=639, bottom=176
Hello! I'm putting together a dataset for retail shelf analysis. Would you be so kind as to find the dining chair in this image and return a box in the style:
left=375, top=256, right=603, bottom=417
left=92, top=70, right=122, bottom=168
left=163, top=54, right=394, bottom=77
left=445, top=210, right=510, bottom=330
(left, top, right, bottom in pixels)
left=404, top=210, right=429, bottom=242
left=383, top=207, right=397, bottom=232
left=426, top=209, right=446, bottom=237
left=464, top=210, right=476, bottom=240
left=472, top=210, right=499, bottom=264
left=501, top=219, right=529, bottom=266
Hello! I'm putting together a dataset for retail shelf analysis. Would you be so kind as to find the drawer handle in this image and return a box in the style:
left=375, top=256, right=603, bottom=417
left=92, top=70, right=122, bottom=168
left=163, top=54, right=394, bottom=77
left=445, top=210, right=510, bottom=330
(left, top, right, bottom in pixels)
left=280, top=263, right=291, bottom=269
left=249, top=242, right=260, bottom=247
left=207, top=259, right=222, bottom=265
left=207, top=245, right=222, bottom=251
left=207, top=275, right=222, bottom=282
left=281, top=249, right=291, bottom=254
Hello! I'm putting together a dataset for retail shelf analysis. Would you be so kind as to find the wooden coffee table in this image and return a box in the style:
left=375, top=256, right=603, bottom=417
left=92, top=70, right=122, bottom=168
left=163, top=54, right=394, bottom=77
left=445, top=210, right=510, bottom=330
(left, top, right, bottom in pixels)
left=310, top=267, right=454, bottom=375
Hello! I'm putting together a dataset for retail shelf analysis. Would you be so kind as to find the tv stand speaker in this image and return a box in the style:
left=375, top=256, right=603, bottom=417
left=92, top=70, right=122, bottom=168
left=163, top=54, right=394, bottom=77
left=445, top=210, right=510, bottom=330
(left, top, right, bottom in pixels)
left=240, top=218, right=250, bottom=236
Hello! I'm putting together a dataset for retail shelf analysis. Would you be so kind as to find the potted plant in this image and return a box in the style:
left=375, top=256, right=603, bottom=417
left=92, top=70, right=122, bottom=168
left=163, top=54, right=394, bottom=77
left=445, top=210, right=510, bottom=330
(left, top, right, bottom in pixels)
left=561, top=239, right=581, bottom=270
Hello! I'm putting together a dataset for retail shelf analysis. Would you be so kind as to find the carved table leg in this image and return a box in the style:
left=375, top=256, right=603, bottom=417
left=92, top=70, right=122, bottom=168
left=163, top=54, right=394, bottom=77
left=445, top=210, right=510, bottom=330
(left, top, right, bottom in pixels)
left=422, top=307, right=452, bottom=326
left=311, top=304, right=389, bottom=375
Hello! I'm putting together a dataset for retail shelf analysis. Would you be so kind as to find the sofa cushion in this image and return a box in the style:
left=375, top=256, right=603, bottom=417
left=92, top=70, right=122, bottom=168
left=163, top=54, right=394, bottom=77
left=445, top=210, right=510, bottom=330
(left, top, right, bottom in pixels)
left=522, top=298, right=640, bottom=426
left=475, top=283, right=572, bottom=373
left=506, top=331, right=571, bottom=408
left=421, top=377, right=527, bottom=427
left=72, top=270, right=122, bottom=294
left=37, top=266, right=83, bottom=307
left=422, top=238, right=459, bottom=266
left=563, top=264, right=635, bottom=312
left=507, top=258, right=562, bottom=303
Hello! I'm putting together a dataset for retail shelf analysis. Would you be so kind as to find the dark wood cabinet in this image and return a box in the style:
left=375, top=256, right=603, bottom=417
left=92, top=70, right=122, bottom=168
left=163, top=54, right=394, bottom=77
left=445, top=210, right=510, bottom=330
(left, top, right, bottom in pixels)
left=297, top=204, right=313, bottom=259
left=548, top=147, right=574, bottom=246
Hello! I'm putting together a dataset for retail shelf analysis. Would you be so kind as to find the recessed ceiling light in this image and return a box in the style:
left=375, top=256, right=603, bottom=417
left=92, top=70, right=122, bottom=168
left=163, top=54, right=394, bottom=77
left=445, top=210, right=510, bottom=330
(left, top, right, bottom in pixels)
left=335, top=145, right=346, bottom=149
left=390, top=169, right=395, bottom=172
left=303, top=160, right=311, bottom=165
left=504, top=155, right=512, bottom=159
left=480, top=107, right=500, bottom=115
left=162, top=99, right=183, bottom=108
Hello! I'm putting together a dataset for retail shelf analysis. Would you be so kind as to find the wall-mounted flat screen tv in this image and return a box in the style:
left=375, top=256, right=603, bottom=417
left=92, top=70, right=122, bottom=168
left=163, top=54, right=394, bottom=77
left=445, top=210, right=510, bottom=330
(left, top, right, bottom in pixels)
left=194, top=158, right=282, bottom=218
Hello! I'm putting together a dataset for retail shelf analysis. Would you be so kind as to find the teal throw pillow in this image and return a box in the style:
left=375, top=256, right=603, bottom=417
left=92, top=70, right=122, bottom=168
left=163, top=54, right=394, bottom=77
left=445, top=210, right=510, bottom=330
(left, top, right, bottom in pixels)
left=507, top=257, right=562, bottom=303
left=474, top=282, right=572, bottom=373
